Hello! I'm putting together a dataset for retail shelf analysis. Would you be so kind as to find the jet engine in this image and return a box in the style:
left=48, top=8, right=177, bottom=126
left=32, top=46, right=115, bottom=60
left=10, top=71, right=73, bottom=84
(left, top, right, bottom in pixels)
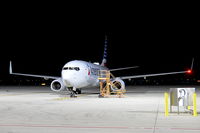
left=110, top=78, right=125, bottom=91
left=50, top=78, right=66, bottom=92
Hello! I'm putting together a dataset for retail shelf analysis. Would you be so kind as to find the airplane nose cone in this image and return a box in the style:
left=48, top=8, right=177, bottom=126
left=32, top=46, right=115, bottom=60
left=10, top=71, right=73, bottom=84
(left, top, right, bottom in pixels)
left=62, top=70, right=80, bottom=87
left=62, top=71, right=72, bottom=86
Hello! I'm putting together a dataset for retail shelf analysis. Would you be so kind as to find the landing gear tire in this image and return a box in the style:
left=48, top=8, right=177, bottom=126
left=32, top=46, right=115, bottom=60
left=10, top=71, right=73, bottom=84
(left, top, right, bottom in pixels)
left=70, top=91, right=77, bottom=98
left=68, top=87, right=77, bottom=98
left=76, top=89, right=81, bottom=94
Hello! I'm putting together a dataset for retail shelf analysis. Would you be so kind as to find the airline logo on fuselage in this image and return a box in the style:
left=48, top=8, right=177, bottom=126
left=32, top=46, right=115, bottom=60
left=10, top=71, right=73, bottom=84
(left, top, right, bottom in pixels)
left=90, top=67, right=99, bottom=76
left=87, top=64, right=100, bottom=76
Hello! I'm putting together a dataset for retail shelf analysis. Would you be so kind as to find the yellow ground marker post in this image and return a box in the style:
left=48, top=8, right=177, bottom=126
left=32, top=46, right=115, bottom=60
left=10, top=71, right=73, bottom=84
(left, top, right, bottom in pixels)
left=164, top=92, right=169, bottom=116
left=193, top=93, right=197, bottom=116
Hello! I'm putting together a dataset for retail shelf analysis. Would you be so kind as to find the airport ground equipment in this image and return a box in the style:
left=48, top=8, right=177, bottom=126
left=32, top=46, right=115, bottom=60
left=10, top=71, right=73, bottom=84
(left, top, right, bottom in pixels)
left=164, top=88, right=197, bottom=116
left=98, top=70, right=126, bottom=98
left=164, top=92, right=169, bottom=116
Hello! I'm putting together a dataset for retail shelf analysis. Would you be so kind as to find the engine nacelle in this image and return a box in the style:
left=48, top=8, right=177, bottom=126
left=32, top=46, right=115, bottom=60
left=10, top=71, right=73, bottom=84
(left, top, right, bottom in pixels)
left=50, top=78, right=66, bottom=92
left=110, top=78, right=125, bottom=91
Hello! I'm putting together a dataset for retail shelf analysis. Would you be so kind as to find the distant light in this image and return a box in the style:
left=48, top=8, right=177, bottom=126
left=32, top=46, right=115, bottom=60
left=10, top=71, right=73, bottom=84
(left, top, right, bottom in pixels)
left=186, top=69, right=192, bottom=74
left=41, top=83, right=46, bottom=86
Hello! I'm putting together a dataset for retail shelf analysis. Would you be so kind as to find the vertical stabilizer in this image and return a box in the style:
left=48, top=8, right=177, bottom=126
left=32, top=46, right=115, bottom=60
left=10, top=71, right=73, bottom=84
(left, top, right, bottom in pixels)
left=101, top=36, right=108, bottom=66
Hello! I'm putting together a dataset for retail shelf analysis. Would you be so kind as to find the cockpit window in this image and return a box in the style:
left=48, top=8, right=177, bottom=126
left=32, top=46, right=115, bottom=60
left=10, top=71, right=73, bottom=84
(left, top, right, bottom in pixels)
left=63, top=67, right=68, bottom=70
left=63, top=67, right=80, bottom=71
left=74, top=67, right=80, bottom=71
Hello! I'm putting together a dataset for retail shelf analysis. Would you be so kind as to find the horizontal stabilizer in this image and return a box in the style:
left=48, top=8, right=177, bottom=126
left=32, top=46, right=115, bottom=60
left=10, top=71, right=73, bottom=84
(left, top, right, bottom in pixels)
left=110, top=66, right=139, bottom=71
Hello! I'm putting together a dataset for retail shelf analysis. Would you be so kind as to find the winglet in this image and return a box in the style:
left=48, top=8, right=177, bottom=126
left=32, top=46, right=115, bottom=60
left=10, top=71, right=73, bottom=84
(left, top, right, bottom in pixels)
left=186, top=58, right=194, bottom=74
left=9, top=61, right=12, bottom=74
left=191, top=58, right=194, bottom=70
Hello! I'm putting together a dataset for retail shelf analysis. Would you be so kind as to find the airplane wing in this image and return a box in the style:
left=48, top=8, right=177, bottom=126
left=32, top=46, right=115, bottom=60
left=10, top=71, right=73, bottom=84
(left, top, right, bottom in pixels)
left=9, top=61, right=59, bottom=80
left=119, top=58, right=194, bottom=80
left=119, top=70, right=190, bottom=80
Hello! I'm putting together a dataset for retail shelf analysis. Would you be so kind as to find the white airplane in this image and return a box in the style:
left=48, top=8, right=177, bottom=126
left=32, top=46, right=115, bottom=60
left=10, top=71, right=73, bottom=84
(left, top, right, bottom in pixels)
left=9, top=38, right=193, bottom=97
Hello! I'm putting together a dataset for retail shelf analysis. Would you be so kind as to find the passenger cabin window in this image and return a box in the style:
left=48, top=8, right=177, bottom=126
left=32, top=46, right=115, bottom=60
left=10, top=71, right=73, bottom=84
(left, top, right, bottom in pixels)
left=63, top=67, right=80, bottom=71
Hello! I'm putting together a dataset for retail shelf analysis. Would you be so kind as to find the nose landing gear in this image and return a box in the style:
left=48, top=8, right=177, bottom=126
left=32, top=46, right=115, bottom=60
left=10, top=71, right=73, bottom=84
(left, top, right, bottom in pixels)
left=68, top=87, right=81, bottom=98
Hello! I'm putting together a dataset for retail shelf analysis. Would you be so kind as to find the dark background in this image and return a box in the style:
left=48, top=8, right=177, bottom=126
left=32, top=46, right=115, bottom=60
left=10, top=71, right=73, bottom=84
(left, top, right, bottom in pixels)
left=0, top=2, right=199, bottom=85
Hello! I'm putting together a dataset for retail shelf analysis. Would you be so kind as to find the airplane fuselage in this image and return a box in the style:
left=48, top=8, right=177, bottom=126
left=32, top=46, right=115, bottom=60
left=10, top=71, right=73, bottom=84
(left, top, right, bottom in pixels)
left=61, top=60, right=108, bottom=89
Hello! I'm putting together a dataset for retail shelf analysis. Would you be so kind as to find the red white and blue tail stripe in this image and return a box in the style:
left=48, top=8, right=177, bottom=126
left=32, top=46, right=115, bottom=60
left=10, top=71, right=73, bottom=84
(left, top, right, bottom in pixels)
left=101, top=36, right=107, bottom=66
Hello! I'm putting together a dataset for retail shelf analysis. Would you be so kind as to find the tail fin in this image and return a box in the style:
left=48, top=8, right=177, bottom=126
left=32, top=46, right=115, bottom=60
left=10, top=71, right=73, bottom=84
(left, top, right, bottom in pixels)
left=101, top=36, right=108, bottom=66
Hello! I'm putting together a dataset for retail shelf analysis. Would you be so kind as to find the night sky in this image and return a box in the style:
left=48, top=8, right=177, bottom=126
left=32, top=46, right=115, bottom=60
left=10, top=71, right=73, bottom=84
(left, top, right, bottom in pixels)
left=1, top=4, right=199, bottom=83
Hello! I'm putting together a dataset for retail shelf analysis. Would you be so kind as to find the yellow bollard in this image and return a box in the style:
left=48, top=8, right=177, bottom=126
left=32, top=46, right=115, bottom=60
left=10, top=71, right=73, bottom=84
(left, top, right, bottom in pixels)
left=193, top=93, right=197, bottom=116
left=164, top=92, right=169, bottom=116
